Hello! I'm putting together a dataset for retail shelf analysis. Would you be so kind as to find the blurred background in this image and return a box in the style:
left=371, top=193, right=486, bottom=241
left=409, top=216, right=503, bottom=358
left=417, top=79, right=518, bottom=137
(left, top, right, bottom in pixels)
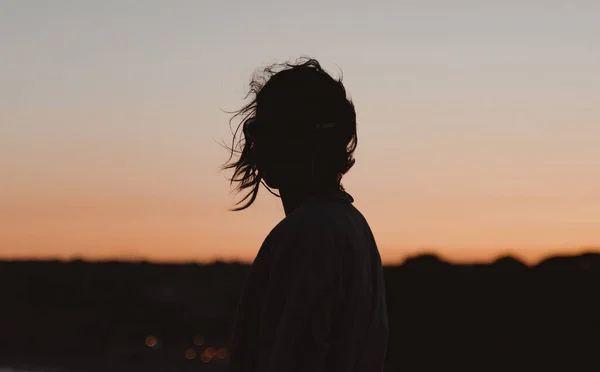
left=1, top=0, right=599, bottom=371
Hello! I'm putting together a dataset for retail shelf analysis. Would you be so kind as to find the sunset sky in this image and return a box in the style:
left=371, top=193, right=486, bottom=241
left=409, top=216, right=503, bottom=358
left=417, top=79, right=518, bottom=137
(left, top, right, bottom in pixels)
left=1, top=1, right=599, bottom=265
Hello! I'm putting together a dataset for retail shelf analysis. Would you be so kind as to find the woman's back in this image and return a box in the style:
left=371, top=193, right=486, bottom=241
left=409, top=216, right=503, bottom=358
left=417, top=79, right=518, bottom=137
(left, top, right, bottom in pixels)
left=228, top=191, right=388, bottom=371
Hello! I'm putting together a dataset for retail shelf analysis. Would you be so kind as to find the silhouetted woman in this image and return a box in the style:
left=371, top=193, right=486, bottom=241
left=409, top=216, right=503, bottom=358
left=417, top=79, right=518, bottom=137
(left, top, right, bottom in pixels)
left=223, top=57, right=388, bottom=372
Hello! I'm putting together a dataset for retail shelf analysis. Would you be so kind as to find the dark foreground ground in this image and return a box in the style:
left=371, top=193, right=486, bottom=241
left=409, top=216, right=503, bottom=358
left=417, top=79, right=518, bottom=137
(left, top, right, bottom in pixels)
left=0, top=252, right=599, bottom=372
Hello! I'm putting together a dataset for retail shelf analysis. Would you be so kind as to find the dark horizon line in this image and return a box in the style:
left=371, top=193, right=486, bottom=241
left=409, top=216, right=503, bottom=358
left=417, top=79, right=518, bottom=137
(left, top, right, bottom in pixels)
left=1, top=248, right=599, bottom=268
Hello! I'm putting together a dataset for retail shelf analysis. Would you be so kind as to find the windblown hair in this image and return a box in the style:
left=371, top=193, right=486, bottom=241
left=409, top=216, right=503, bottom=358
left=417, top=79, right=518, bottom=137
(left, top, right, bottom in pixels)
left=222, top=57, right=358, bottom=211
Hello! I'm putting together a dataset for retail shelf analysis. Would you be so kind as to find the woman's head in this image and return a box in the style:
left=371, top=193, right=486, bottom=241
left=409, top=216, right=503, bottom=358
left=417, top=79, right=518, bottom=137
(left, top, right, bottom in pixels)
left=223, top=57, right=357, bottom=210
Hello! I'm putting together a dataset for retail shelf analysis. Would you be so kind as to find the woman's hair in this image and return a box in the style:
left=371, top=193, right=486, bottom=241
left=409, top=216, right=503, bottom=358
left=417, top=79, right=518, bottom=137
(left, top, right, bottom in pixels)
left=222, top=57, right=358, bottom=211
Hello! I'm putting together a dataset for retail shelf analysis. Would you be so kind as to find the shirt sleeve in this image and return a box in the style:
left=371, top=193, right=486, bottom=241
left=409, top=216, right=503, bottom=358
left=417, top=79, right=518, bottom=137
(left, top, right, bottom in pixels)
left=261, top=222, right=344, bottom=372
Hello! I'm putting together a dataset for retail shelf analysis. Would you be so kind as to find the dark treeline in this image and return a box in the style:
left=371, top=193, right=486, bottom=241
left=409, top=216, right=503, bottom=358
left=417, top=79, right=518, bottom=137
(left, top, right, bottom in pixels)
left=0, top=251, right=599, bottom=372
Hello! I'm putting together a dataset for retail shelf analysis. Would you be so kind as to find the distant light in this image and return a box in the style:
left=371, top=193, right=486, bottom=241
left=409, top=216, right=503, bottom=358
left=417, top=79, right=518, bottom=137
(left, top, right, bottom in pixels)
left=200, top=352, right=212, bottom=363
left=205, top=347, right=217, bottom=358
left=145, top=335, right=157, bottom=348
left=216, top=348, right=228, bottom=359
left=185, top=348, right=197, bottom=360
left=194, top=334, right=205, bottom=346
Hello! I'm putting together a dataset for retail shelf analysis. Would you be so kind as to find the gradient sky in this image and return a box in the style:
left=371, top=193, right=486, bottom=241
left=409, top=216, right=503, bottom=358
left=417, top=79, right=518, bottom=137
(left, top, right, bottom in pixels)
left=1, top=0, right=599, bottom=264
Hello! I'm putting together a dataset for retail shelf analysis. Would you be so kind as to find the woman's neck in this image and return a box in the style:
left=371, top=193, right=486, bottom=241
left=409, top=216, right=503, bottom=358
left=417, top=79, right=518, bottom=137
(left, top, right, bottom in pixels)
left=279, top=184, right=340, bottom=216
